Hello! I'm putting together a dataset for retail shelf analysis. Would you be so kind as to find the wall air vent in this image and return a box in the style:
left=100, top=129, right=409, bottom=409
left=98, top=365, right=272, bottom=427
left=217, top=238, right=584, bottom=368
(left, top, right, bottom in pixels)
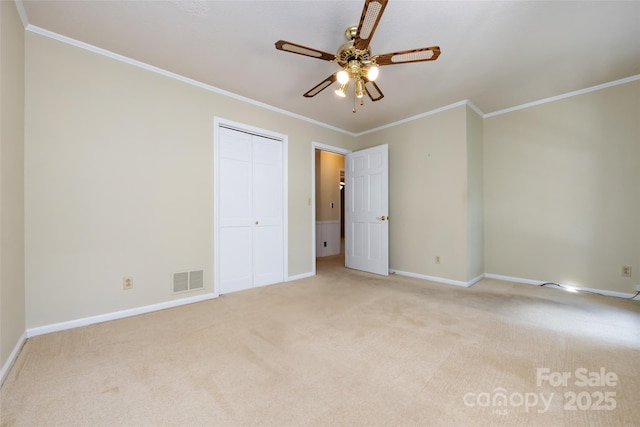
left=172, top=269, right=205, bottom=294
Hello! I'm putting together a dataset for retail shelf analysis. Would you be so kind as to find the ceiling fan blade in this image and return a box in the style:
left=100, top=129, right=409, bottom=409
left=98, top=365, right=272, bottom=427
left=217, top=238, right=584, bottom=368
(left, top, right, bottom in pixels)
left=303, top=73, right=338, bottom=98
left=353, top=0, right=389, bottom=51
left=376, top=46, right=441, bottom=66
left=275, top=40, right=336, bottom=62
left=364, top=79, right=384, bottom=101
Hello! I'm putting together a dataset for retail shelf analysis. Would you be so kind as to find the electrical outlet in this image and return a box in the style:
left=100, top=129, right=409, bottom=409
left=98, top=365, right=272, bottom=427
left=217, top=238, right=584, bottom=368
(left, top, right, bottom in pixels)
left=435, top=256, right=441, bottom=264
left=622, top=266, right=632, bottom=277
left=123, top=277, right=133, bottom=290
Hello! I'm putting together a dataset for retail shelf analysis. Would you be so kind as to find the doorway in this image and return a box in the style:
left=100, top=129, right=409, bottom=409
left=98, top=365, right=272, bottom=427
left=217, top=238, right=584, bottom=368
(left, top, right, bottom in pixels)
left=312, top=143, right=350, bottom=273
left=312, top=142, right=389, bottom=276
left=315, top=149, right=345, bottom=258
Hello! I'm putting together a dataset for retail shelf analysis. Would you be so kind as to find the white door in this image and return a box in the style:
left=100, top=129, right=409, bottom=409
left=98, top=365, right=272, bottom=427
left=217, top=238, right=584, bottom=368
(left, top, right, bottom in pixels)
left=345, top=144, right=389, bottom=276
left=252, top=137, right=284, bottom=286
left=218, top=127, right=284, bottom=294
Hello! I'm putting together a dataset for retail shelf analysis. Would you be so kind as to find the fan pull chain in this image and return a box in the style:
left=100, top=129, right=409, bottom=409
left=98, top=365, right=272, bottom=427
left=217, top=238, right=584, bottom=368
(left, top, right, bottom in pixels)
left=352, top=92, right=365, bottom=114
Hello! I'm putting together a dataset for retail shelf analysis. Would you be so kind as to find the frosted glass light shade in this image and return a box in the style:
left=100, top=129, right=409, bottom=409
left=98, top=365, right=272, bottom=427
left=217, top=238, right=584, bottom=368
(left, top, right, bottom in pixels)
left=367, top=66, right=379, bottom=81
left=337, top=70, right=350, bottom=84
left=335, top=82, right=349, bottom=97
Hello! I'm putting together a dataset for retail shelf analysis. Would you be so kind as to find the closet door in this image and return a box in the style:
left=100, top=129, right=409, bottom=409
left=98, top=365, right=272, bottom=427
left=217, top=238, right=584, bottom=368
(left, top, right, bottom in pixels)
left=252, top=136, right=284, bottom=286
left=218, top=127, right=284, bottom=294
left=219, top=128, right=253, bottom=293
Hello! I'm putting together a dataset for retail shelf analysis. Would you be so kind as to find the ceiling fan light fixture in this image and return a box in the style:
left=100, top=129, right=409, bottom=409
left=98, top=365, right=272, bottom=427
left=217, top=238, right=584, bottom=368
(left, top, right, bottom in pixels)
left=335, top=82, right=349, bottom=97
left=337, top=70, right=350, bottom=84
left=275, top=0, right=440, bottom=110
left=367, top=65, right=379, bottom=81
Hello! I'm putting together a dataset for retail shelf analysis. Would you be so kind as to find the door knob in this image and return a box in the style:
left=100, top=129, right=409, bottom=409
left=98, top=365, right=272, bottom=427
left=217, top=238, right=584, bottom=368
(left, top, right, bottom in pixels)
left=255, top=220, right=259, bottom=225
left=376, top=215, right=387, bottom=221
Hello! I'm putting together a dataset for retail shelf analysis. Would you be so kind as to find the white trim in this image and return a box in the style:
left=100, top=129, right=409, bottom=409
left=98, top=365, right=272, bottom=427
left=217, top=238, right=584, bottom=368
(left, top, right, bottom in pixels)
left=484, top=75, right=640, bottom=118
left=465, top=100, right=484, bottom=117
left=483, top=273, right=542, bottom=286
left=327, top=96, right=480, bottom=134
left=25, top=25, right=353, bottom=137
left=213, top=118, right=221, bottom=298
left=356, top=100, right=469, bottom=136
left=390, top=269, right=477, bottom=288
left=0, top=331, right=27, bottom=387
left=14, top=0, right=29, bottom=28
left=467, top=274, right=485, bottom=287
left=484, top=273, right=638, bottom=299
left=22, top=25, right=640, bottom=134
left=311, top=142, right=351, bottom=276
left=287, top=272, right=315, bottom=282
left=312, top=143, right=351, bottom=155
left=26, top=294, right=216, bottom=338
left=282, top=139, right=289, bottom=285
left=213, top=117, right=288, bottom=295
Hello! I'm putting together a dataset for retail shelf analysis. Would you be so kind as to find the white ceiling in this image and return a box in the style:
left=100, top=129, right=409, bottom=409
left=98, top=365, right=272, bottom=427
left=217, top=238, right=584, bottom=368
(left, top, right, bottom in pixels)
left=19, top=0, right=640, bottom=134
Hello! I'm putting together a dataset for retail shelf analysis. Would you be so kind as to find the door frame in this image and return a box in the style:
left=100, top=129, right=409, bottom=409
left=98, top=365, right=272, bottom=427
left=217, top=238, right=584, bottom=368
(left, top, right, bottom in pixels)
left=214, top=117, right=288, bottom=297
left=311, top=142, right=351, bottom=275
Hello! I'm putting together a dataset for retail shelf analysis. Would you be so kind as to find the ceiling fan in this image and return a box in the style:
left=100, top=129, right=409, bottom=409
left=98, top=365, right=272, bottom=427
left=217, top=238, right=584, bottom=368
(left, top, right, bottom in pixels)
left=275, top=0, right=441, bottom=111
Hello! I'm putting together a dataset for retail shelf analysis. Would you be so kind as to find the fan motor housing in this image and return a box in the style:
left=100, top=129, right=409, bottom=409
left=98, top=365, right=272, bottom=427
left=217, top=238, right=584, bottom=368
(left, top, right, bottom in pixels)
left=336, top=42, right=373, bottom=67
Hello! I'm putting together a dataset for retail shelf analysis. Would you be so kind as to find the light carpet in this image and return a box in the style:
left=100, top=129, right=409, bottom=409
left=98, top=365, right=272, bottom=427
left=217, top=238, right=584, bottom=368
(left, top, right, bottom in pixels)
left=2, top=256, right=639, bottom=426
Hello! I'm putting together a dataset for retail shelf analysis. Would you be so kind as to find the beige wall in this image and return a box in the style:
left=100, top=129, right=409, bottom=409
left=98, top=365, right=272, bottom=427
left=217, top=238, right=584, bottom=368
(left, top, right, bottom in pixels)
left=316, top=150, right=344, bottom=222
left=0, top=0, right=26, bottom=372
left=466, top=106, right=484, bottom=281
left=24, top=32, right=354, bottom=328
left=484, top=80, right=640, bottom=294
left=17, top=22, right=640, bottom=334
left=353, top=106, right=471, bottom=282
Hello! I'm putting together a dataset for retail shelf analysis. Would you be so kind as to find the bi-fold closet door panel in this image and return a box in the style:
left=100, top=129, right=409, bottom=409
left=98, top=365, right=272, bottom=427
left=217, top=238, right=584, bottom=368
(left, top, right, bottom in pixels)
left=252, top=137, right=284, bottom=287
left=219, top=127, right=284, bottom=294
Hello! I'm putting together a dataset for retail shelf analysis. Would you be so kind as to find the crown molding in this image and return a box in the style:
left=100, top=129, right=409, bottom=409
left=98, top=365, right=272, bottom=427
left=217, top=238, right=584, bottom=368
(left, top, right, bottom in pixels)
left=355, top=100, right=471, bottom=137
left=25, top=25, right=355, bottom=137
left=22, top=22, right=640, bottom=134
left=465, top=100, right=484, bottom=117
left=484, top=75, right=640, bottom=118
left=14, top=0, right=29, bottom=28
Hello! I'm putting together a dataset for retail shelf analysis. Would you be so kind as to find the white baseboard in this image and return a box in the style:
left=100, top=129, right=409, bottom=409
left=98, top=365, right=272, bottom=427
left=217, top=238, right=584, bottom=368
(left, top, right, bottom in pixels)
left=390, top=270, right=483, bottom=288
left=467, top=274, right=485, bottom=287
left=18, top=271, right=635, bottom=350
left=0, top=331, right=27, bottom=388
left=483, top=273, right=542, bottom=286
left=289, top=269, right=485, bottom=288
left=23, top=271, right=332, bottom=340
left=484, top=273, right=637, bottom=299
left=26, top=293, right=217, bottom=338
left=287, top=271, right=315, bottom=282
